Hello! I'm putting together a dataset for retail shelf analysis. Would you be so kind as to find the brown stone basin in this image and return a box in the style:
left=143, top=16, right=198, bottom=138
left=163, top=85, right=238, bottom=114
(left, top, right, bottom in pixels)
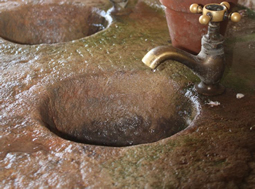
left=0, top=3, right=110, bottom=44
left=39, top=71, right=198, bottom=147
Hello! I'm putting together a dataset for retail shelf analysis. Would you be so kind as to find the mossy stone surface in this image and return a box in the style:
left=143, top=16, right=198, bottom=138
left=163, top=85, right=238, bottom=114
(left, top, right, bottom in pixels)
left=0, top=0, right=255, bottom=188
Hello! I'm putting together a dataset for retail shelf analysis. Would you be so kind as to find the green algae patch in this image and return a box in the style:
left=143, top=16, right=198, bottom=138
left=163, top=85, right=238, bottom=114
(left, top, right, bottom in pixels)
left=100, top=142, right=179, bottom=188
left=223, top=15, right=255, bottom=93
left=223, top=74, right=255, bottom=93
left=100, top=134, right=209, bottom=188
left=226, top=33, right=255, bottom=45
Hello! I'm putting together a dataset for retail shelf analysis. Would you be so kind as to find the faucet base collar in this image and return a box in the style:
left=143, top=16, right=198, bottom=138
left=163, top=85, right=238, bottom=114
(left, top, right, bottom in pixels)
left=195, top=82, right=225, bottom=96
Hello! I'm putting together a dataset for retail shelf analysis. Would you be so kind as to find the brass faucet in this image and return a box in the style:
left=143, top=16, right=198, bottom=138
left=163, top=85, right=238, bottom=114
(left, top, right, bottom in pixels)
left=142, top=2, right=241, bottom=96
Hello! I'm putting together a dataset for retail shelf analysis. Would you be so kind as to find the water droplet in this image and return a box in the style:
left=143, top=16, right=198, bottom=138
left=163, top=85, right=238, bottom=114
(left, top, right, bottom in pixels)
left=236, top=93, right=245, bottom=99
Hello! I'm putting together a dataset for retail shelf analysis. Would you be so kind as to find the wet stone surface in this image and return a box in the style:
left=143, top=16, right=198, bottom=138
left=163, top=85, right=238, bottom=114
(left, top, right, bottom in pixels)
left=0, top=0, right=255, bottom=188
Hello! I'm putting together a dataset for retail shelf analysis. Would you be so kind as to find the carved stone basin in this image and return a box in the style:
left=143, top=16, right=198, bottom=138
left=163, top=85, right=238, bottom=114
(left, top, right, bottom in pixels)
left=39, top=71, right=198, bottom=147
left=0, top=3, right=110, bottom=44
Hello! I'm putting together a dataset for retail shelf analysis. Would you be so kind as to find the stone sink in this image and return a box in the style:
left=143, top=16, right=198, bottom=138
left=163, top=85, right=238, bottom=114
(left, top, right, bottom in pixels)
left=0, top=2, right=111, bottom=45
left=0, top=0, right=255, bottom=188
left=39, top=72, right=198, bottom=147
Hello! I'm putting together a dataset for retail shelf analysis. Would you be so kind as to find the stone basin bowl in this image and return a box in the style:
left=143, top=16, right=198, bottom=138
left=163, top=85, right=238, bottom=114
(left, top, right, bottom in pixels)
left=39, top=71, right=198, bottom=147
left=0, top=3, right=110, bottom=44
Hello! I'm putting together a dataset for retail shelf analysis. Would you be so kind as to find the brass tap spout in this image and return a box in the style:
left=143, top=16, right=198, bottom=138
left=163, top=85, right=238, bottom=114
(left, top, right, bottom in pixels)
left=142, top=2, right=241, bottom=96
left=142, top=46, right=199, bottom=71
left=142, top=38, right=225, bottom=96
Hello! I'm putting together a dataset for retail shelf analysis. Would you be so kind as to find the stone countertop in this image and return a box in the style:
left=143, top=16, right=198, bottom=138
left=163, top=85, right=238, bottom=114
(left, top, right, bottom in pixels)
left=0, top=0, right=255, bottom=188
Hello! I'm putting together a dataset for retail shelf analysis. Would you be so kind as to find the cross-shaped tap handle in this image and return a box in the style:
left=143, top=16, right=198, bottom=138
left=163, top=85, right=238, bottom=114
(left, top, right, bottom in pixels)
left=190, top=1, right=241, bottom=25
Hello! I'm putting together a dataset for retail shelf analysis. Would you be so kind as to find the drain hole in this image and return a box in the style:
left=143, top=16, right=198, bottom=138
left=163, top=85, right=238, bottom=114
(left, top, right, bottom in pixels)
left=0, top=4, right=110, bottom=44
left=39, top=73, right=196, bottom=147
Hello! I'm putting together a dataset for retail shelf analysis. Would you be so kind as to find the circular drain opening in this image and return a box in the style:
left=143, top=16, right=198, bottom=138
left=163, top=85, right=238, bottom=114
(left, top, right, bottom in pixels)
left=0, top=4, right=110, bottom=44
left=40, top=73, right=197, bottom=147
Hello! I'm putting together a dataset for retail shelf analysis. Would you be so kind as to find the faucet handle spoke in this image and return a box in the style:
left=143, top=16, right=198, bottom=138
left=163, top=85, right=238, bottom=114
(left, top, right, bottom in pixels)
left=190, top=3, right=203, bottom=14
left=220, top=1, right=231, bottom=10
left=229, top=12, right=241, bottom=22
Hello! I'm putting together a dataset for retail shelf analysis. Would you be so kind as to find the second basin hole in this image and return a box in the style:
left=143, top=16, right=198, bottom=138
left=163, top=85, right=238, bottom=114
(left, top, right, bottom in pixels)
left=0, top=3, right=111, bottom=44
